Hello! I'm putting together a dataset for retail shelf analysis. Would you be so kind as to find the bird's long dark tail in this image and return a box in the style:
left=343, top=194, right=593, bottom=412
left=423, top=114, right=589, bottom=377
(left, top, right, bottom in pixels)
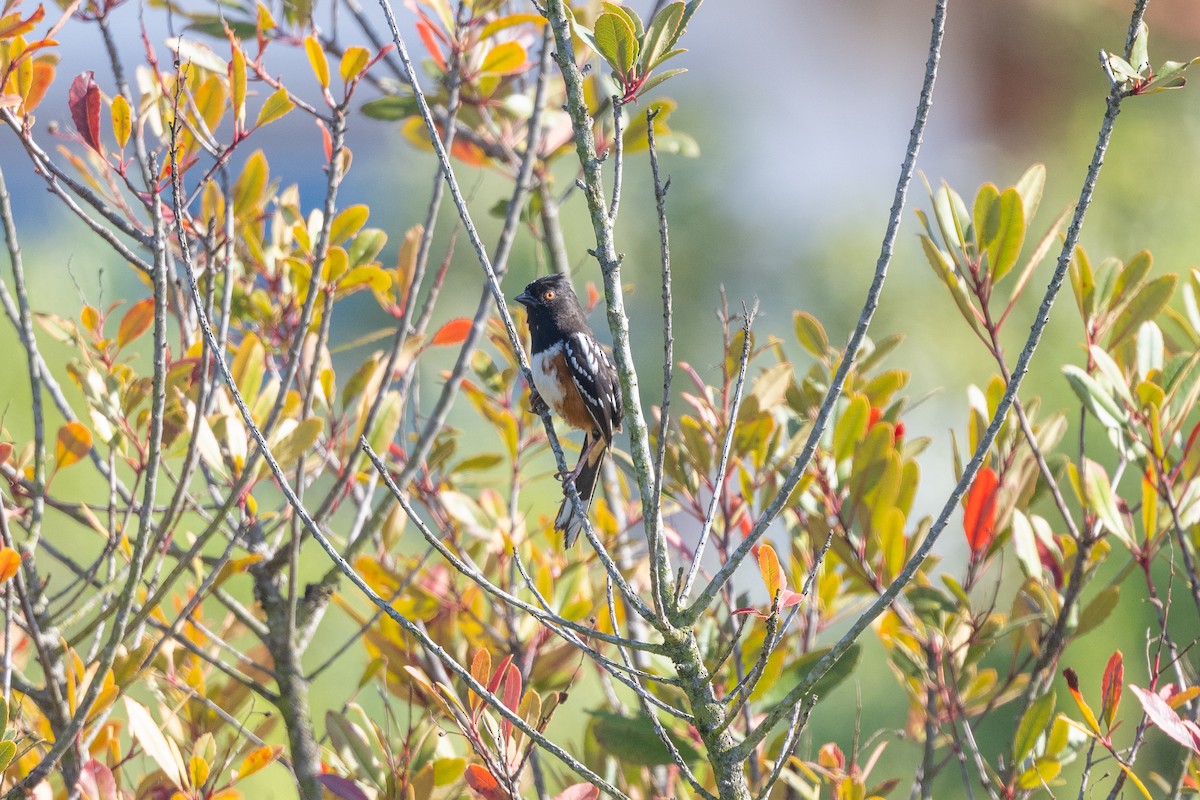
left=555, top=435, right=606, bottom=547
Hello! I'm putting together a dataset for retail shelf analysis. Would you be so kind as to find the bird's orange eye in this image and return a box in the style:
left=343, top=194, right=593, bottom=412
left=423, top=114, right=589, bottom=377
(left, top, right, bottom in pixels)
left=543, top=290, right=555, bottom=301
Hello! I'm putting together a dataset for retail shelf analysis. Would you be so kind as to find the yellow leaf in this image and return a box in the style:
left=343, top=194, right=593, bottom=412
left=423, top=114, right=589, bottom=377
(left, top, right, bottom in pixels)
left=230, top=43, right=247, bottom=127
left=110, top=93, right=131, bottom=150
left=188, top=754, right=210, bottom=788
left=340, top=46, right=370, bottom=82
left=304, top=35, right=329, bottom=89
left=236, top=744, right=282, bottom=780
left=80, top=304, right=100, bottom=333
left=479, top=41, right=526, bottom=76
left=480, top=13, right=547, bottom=40
left=255, top=1, right=276, bottom=33
left=0, top=547, right=21, bottom=583
left=255, top=87, right=294, bottom=128
left=329, top=204, right=369, bottom=246
left=55, top=421, right=92, bottom=470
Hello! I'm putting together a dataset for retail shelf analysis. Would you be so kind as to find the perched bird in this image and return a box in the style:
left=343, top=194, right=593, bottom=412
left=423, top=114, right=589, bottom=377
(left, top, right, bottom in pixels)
left=515, top=273, right=623, bottom=546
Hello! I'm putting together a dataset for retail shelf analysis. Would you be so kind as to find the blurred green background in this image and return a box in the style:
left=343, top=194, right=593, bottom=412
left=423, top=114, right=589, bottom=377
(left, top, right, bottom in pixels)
left=2, top=0, right=1199, bottom=795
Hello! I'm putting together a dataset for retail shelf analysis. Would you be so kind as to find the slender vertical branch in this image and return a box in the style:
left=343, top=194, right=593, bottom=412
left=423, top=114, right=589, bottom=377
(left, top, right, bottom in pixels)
left=684, top=0, right=949, bottom=626
left=542, top=0, right=663, bottom=575
left=736, top=0, right=1146, bottom=757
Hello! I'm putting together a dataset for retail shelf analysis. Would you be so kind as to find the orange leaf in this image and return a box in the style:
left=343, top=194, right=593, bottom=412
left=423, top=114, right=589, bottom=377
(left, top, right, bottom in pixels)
left=431, top=318, right=473, bottom=346
left=0, top=441, right=12, bottom=463
left=0, top=5, right=45, bottom=39
left=470, top=648, right=491, bottom=717
left=963, top=466, right=999, bottom=554
left=1063, top=668, right=1101, bottom=736
left=22, top=60, right=54, bottom=113
left=464, top=764, right=508, bottom=800
left=756, top=543, right=784, bottom=601
left=117, top=297, right=154, bottom=349
left=0, top=547, right=21, bottom=583
left=236, top=744, right=282, bottom=781
left=55, top=421, right=92, bottom=470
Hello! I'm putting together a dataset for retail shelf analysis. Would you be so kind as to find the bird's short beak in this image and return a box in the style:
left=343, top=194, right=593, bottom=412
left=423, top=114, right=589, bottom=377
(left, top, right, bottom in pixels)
left=514, top=289, right=534, bottom=307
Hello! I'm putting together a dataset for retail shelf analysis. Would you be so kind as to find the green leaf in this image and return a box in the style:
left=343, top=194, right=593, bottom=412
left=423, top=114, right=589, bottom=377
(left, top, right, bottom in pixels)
left=1070, top=246, right=1096, bottom=321
left=1017, top=758, right=1062, bottom=790
left=985, top=188, right=1026, bottom=284
left=1010, top=510, right=1043, bottom=581
left=834, top=395, right=870, bottom=463
left=634, top=67, right=687, bottom=99
left=1108, top=273, right=1177, bottom=348
left=361, top=95, right=418, bottom=120
left=1088, top=345, right=1134, bottom=406
left=639, top=1, right=684, bottom=72
left=1081, top=458, right=1131, bottom=546
left=0, top=741, right=14, bottom=773
left=269, top=418, right=324, bottom=473
left=1110, top=251, right=1152, bottom=310
left=600, top=3, right=643, bottom=39
left=1105, top=53, right=1141, bottom=84
left=348, top=228, right=388, bottom=267
left=920, top=234, right=983, bottom=335
left=588, top=711, right=699, bottom=766
left=1136, top=321, right=1163, bottom=379
left=1062, top=365, right=1126, bottom=430
left=932, top=183, right=972, bottom=266
left=1139, top=58, right=1200, bottom=94
left=1013, top=162, right=1046, bottom=220
left=1014, top=690, right=1057, bottom=763
left=1076, top=585, right=1120, bottom=636
left=668, top=0, right=703, bottom=51
left=255, top=87, right=295, bottom=128
left=794, top=311, right=828, bottom=357
left=1129, top=21, right=1149, bottom=73
left=593, top=12, right=639, bottom=77
left=972, top=182, right=1000, bottom=259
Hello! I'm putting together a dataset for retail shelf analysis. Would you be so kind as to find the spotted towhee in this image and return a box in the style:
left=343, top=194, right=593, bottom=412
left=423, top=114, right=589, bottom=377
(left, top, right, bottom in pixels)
left=515, top=274, right=623, bottom=547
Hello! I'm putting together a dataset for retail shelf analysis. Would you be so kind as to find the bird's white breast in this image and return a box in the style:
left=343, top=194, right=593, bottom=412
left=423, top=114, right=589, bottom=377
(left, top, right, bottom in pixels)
left=531, top=342, right=568, bottom=413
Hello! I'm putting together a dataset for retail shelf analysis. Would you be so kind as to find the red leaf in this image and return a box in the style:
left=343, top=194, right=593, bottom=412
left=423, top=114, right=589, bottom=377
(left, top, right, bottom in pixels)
left=586, top=282, right=599, bottom=312
left=963, top=466, right=999, bottom=554
left=431, top=317, right=473, bottom=346
left=500, top=660, right=521, bottom=740
left=1101, top=651, right=1123, bottom=729
left=486, top=654, right=513, bottom=696
left=415, top=17, right=446, bottom=71
left=317, top=774, right=370, bottom=800
left=778, top=588, right=803, bottom=609
left=317, top=118, right=332, bottom=163
left=553, top=785, right=600, bottom=800
left=76, top=760, right=118, bottom=800
left=68, top=71, right=102, bottom=153
left=464, top=764, right=509, bottom=800
left=1129, top=684, right=1200, bottom=754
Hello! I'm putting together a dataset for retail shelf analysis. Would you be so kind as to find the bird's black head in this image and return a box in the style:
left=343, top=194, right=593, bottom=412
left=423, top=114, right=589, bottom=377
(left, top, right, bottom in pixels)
left=515, top=273, right=590, bottom=349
